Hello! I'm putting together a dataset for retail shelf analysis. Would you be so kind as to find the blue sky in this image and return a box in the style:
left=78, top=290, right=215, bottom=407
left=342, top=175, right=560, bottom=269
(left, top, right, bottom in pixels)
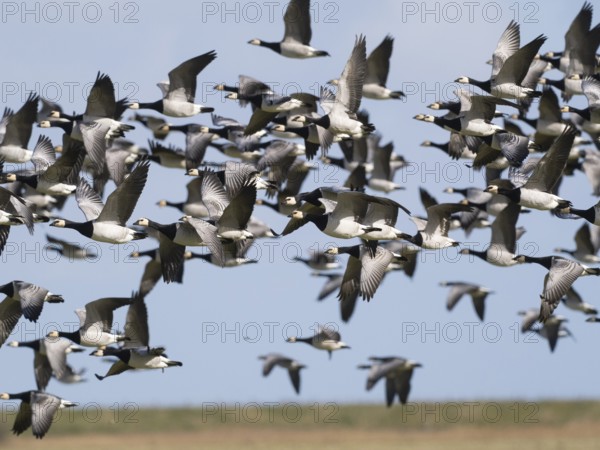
left=1, top=0, right=599, bottom=409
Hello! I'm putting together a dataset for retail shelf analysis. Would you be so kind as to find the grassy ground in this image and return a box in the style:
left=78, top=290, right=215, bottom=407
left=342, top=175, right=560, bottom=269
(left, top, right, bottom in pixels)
left=1, top=401, right=600, bottom=449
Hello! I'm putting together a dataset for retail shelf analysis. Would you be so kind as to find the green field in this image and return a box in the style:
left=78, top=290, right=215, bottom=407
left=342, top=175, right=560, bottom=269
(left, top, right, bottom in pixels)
left=1, top=401, right=600, bottom=449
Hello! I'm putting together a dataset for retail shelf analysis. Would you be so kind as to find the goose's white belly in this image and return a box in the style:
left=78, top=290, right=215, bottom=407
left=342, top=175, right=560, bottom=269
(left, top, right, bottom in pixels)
left=519, top=190, right=563, bottom=210
left=81, top=325, right=121, bottom=347
left=323, top=218, right=364, bottom=239
left=0, top=145, right=32, bottom=163
left=91, top=223, right=137, bottom=243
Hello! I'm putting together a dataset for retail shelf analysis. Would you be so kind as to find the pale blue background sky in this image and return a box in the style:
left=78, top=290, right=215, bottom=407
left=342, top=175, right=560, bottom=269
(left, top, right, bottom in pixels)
left=0, top=0, right=598, bottom=409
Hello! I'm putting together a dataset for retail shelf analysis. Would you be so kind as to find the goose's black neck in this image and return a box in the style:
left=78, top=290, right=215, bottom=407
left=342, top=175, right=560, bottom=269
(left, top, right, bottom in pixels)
left=14, top=174, right=38, bottom=188
left=401, top=232, right=423, bottom=247
left=538, top=55, right=560, bottom=70
left=544, top=78, right=565, bottom=91
left=520, top=255, right=554, bottom=269
left=105, top=347, right=131, bottom=364
left=63, top=220, right=94, bottom=238
left=305, top=214, right=328, bottom=232
left=256, top=199, right=278, bottom=212
left=18, top=340, right=40, bottom=351
left=431, top=142, right=449, bottom=152
left=259, top=41, right=282, bottom=54
left=567, top=106, right=590, bottom=121
left=467, top=249, right=488, bottom=261
left=467, top=78, right=492, bottom=93
left=49, top=120, right=74, bottom=134
left=496, top=187, right=521, bottom=203
left=166, top=201, right=185, bottom=212
left=309, top=114, right=331, bottom=129
left=148, top=220, right=178, bottom=241
left=337, top=245, right=361, bottom=259
left=5, top=391, right=33, bottom=402
left=570, top=206, right=595, bottom=224
left=139, top=100, right=164, bottom=113
left=288, top=126, right=309, bottom=139
left=434, top=116, right=461, bottom=132
left=59, top=330, right=81, bottom=344
left=298, top=188, right=325, bottom=206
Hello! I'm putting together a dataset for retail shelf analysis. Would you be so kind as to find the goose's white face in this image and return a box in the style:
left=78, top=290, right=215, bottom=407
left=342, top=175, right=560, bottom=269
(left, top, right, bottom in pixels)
left=134, top=218, right=149, bottom=227
left=47, top=331, right=60, bottom=338
left=130, top=251, right=140, bottom=258
left=39, top=120, right=51, bottom=128
left=247, top=38, right=261, bottom=45
left=0, top=393, right=9, bottom=400
left=128, top=102, right=140, bottom=110
left=157, top=200, right=167, bottom=207
left=290, top=210, right=304, bottom=219
left=50, top=219, right=66, bottom=228
left=7, top=341, right=18, bottom=347
left=428, top=102, right=442, bottom=110
left=324, top=247, right=339, bottom=255
left=225, top=93, right=238, bottom=100
left=455, top=76, right=469, bottom=84
left=282, top=197, right=297, bottom=206
left=186, top=169, right=199, bottom=176
left=49, top=110, right=61, bottom=118
left=484, top=185, right=499, bottom=194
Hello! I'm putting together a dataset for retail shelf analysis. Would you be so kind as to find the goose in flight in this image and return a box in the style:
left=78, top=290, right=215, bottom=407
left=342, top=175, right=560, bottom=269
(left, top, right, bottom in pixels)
left=248, top=0, right=329, bottom=58
left=399, top=203, right=473, bottom=249
left=92, top=292, right=183, bottom=380
left=49, top=159, right=150, bottom=244
left=129, top=51, right=217, bottom=117
left=459, top=202, right=521, bottom=267
left=258, top=353, right=306, bottom=394
left=286, top=324, right=350, bottom=359
left=358, top=356, right=422, bottom=406
left=439, top=281, right=494, bottom=321
left=513, top=254, right=600, bottom=322
left=7, top=338, right=84, bottom=391
left=294, top=35, right=374, bottom=152
left=456, top=21, right=546, bottom=99
left=47, top=296, right=131, bottom=347
left=484, top=126, right=577, bottom=211
left=0, top=93, right=38, bottom=163
left=0, top=281, right=63, bottom=345
left=0, top=391, right=77, bottom=438
left=325, top=244, right=406, bottom=302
